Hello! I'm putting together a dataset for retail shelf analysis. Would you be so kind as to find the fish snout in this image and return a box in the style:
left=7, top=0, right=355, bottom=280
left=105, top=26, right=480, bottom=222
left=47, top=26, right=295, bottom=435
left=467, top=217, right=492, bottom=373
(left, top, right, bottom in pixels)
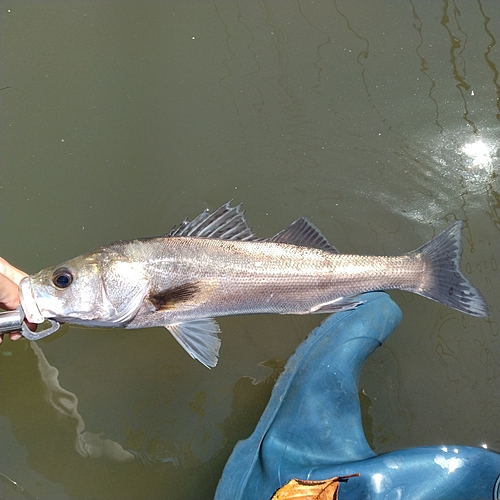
left=19, top=276, right=45, bottom=324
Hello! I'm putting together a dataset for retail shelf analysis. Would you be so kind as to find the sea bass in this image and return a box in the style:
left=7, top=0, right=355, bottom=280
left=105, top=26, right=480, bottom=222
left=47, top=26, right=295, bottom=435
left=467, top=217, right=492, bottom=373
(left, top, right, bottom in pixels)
left=19, top=202, right=489, bottom=368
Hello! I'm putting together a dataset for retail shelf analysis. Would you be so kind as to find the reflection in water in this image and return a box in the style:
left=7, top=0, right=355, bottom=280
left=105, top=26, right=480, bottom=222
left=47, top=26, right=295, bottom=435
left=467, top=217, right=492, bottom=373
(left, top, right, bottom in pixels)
left=333, top=0, right=398, bottom=137
left=462, top=139, right=496, bottom=168
left=397, top=1, right=499, bottom=220
left=439, top=0, right=477, bottom=132
left=477, top=0, right=500, bottom=119
left=410, top=0, right=443, bottom=133
left=30, top=342, right=136, bottom=463
left=0, top=340, right=281, bottom=499
left=0, top=472, right=39, bottom=500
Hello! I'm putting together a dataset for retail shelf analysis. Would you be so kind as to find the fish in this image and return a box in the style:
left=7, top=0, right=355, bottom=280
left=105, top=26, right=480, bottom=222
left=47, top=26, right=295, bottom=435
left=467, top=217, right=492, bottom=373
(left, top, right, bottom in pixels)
left=19, top=202, right=489, bottom=368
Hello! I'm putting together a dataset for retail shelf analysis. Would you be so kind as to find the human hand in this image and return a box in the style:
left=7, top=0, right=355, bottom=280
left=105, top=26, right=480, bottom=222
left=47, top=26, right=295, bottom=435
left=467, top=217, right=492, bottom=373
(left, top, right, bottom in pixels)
left=0, top=257, right=28, bottom=344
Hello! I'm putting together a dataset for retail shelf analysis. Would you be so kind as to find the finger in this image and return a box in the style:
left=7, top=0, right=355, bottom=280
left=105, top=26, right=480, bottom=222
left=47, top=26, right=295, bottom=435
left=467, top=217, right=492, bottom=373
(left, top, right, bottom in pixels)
left=0, top=273, right=21, bottom=310
left=0, top=257, right=28, bottom=285
left=0, top=331, right=24, bottom=345
left=10, top=332, right=23, bottom=341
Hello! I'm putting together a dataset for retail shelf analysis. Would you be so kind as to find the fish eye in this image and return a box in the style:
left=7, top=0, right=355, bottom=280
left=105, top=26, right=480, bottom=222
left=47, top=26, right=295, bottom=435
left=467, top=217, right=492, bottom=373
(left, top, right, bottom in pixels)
left=52, top=268, right=74, bottom=289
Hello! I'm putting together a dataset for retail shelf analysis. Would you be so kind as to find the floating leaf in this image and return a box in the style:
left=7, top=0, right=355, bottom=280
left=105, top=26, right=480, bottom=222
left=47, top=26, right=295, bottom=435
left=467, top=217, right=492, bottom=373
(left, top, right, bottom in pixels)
left=270, top=474, right=359, bottom=500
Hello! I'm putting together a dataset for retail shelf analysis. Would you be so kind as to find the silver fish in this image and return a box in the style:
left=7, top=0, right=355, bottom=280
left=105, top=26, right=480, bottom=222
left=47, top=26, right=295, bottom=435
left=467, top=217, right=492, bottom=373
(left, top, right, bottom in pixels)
left=19, top=202, right=489, bottom=368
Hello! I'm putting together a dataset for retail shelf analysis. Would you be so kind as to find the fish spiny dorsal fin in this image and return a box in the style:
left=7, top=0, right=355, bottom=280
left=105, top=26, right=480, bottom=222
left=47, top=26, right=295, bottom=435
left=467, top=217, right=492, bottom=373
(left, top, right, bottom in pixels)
left=166, top=201, right=259, bottom=241
left=270, top=217, right=339, bottom=253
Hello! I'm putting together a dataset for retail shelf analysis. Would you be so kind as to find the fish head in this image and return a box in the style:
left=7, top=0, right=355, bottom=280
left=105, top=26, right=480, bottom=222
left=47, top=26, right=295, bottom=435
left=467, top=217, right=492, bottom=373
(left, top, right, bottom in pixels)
left=20, top=252, right=150, bottom=327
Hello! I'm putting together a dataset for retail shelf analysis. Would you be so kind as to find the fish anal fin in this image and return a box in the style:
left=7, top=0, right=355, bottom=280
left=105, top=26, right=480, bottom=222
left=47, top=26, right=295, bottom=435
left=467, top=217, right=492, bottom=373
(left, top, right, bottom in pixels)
left=149, top=279, right=218, bottom=311
left=270, top=217, right=339, bottom=253
left=309, top=295, right=366, bottom=314
left=167, top=318, right=221, bottom=368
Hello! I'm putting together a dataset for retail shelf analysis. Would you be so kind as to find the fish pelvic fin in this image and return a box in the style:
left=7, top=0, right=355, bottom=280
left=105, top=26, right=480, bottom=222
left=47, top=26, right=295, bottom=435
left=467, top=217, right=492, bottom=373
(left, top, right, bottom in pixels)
left=412, top=220, right=489, bottom=318
left=167, top=318, right=221, bottom=368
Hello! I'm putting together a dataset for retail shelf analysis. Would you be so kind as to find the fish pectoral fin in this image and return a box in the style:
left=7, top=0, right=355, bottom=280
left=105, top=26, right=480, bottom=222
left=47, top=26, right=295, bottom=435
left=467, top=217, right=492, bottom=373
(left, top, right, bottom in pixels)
left=166, top=318, right=221, bottom=369
left=270, top=217, right=339, bottom=253
left=309, top=295, right=366, bottom=314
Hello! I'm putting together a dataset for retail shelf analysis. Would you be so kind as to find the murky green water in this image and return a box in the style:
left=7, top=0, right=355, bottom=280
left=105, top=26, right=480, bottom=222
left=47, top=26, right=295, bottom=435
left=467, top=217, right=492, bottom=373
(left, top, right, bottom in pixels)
left=1, top=1, right=498, bottom=499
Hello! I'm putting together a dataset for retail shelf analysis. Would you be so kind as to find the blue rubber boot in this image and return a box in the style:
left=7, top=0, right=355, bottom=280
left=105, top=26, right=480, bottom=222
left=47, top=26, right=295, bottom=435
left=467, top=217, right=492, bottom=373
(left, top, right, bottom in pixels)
left=215, top=292, right=500, bottom=500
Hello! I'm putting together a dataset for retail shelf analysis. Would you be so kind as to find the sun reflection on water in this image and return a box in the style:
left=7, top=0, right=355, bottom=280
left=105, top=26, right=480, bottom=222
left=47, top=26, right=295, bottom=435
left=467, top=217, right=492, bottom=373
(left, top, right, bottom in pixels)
left=461, top=139, right=496, bottom=169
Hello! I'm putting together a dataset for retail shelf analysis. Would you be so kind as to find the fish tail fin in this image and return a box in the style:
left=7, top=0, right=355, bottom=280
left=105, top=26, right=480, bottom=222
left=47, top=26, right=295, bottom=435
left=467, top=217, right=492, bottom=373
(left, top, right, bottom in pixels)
left=413, top=220, right=489, bottom=318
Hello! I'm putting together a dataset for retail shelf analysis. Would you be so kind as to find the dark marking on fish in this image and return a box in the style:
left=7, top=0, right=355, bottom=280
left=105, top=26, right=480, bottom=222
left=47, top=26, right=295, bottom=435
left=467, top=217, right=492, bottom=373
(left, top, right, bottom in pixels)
left=149, top=282, right=201, bottom=311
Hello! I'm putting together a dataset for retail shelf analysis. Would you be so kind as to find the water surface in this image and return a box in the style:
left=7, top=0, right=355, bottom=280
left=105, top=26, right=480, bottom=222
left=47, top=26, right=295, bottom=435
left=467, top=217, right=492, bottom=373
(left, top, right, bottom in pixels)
left=1, top=1, right=498, bottom=499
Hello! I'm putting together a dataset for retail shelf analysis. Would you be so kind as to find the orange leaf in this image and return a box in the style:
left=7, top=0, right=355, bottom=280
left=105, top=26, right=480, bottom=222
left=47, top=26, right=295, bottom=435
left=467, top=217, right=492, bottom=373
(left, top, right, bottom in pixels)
left=270, top=474, right=360, bottom=500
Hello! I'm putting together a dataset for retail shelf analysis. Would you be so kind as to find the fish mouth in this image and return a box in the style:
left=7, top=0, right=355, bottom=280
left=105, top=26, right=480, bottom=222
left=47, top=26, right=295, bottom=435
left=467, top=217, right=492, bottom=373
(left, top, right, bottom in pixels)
left=19, top=277, right=45, bottom=324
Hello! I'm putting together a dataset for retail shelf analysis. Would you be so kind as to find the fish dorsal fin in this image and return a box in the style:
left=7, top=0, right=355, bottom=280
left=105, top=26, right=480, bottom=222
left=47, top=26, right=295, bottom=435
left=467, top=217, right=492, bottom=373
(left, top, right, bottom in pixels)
left=167, top=201, right=258, bottom=241
left=270, top=217, right=339, bottom=253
